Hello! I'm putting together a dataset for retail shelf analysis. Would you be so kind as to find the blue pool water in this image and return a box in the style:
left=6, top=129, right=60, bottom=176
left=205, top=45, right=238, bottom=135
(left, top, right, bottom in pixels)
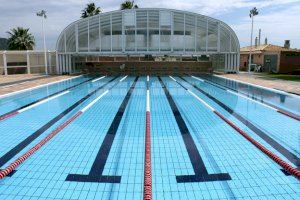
left=198, top=74, right=300, bottom=115
left=0, top=75, right=299, bottom=200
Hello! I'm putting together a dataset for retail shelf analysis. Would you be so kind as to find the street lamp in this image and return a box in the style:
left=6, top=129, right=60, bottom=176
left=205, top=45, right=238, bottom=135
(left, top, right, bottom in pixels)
left=37, top=10, right=48, bottom=75
left=248, top=7, right=259, bottom=73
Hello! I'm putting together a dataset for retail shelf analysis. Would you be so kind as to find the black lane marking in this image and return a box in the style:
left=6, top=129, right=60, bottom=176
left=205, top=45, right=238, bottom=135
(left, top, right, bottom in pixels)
left=196, top=74, right=300, bottom=120
left=158, top=77, right=231, bottom=183
left=0, top=76, right=119, bottom=173
left=0, top=76, right=49, bottom=87
left=180, top=76, right=300, bottom=171
left=0, top=76, right=96, bottom=120
left=0, top=169, right=16, bottom=177
left=66, top=76, right=139, bottom=183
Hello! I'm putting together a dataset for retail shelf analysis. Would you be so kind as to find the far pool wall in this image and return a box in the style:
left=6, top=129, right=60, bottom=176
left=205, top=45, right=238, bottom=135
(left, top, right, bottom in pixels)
left=82, top=61, right=212, bottom=75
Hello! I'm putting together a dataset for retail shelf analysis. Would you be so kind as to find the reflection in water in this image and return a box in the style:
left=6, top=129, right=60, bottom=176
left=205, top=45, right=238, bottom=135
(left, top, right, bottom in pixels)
left=199, top=74, right=300, bottom=115
left=280, top=95, right=286, bottom=103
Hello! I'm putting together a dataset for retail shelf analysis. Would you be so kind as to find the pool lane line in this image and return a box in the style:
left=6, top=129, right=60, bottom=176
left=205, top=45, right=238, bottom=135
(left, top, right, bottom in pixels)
left=0, top=76, right=97, bottom=121
left=180, top=76, right=300, bottom=168
left=18, top=90, right=70, bottom=113
left=0, top=111, right=82, bottom=180
left=191, top=75, right=278, bottom=111
left=170, top=76, right=300, bottom=180
left=226, top=89, right=277, bottom=111
left=0, top=76, right=120, bottom=178
left=198, top=75, right=300, bottom=120
left=0, top=76, right=123, bottom=179
left=66, top=76, right=138, bottom=183
left=144, top=76, right=152, bottom=200
left=0, top=75, right=83, bottom=99
left=0, top=76, right=103, bottom=122
left=213, top=74, right=300, bottom=99
left=191, top=75, right=300, bottom=121
left=176, top=101, right=236, bottom=198
left=81, top=75, right=128, bottom=113
left=158, top=76, right=231, bottom=183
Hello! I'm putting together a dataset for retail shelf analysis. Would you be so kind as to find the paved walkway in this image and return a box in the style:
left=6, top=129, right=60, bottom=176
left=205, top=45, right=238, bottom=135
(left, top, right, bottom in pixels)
left=219, top=73, right=300, bottom=95
left=0, top=74, right=46, bottom=85
left=0, top=75, right=77, bottom=96
left=0, top=75, right=49, bottom=87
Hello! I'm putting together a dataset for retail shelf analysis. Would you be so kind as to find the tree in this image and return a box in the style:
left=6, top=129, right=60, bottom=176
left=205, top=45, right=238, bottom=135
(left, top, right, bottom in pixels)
left=120, top=1, right=138, bottom=10
left=81, top=3, right=101, bottom=18
left=7, top=27, right=35, bottom=50
left=249, top=7, right=259, bottom=18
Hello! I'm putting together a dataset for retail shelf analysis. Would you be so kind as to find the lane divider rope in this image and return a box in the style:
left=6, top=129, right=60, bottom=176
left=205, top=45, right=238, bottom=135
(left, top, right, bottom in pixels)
left=0, top=90, right=70, bottom=120
left=0, top=76, right=100, bottom=122
left=18, top=91, right=70, bottom=113
left=277, top=110, right=300, bottom=121
left=0, top=111, right=82, bottom=179
left=0, top=111, right=19, bottom=121
left=170, top=76, right=300, bottom=180
left=144, top=76, right=152, bottom=200
left=213, top=74, right=300, bottom=98
left=191, top=75, right=300, bottom=121
left=0, top=76, right=127, bottom=180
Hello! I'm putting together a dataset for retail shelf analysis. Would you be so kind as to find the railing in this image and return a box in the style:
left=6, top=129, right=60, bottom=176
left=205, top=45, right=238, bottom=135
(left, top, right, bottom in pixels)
left=0, top=50, right=57, bottom=75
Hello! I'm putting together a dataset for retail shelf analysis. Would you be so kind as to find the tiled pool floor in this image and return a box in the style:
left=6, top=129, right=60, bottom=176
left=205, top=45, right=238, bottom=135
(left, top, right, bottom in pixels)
left=0, top=75, right=299, bottom=200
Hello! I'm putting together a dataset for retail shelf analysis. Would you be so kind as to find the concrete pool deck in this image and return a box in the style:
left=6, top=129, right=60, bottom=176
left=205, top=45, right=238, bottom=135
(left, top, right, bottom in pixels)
left=0, top=75, right=80, bottom=96
left=0, top=74, right=46, bottom=84
left=218, top=73, right=300, bottom=95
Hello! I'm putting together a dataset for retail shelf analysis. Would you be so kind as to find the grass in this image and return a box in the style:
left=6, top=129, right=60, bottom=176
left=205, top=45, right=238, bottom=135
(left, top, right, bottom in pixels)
left=266, top=74, right=300, bottom=82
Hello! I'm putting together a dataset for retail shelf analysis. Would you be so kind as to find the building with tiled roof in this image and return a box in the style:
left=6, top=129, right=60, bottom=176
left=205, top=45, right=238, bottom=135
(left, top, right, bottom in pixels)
left=240, top=43, right=300, bottom=73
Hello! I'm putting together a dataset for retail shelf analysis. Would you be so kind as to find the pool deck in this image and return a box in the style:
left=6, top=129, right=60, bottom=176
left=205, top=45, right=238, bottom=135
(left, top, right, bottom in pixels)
left=0, top=75, right=80, bottom=96
left=219, top=73, right=300, bottom=95
left=0, top=74, right=46, bottom=84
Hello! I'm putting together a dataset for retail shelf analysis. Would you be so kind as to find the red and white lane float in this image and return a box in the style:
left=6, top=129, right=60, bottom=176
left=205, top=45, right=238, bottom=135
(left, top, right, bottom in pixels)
left=144, top=75, right=152, bottom=200
left=0, top=76, right=128, bottom=180
left=170, top=76, right=300, bottom=180
left=0, top=90, right=70, bottom=121
left=0, top=109, right=82, bottom=179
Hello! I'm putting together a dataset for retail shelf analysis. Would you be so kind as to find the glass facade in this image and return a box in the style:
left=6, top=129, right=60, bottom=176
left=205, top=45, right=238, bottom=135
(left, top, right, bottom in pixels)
left=57, top=9, right=240, bottom=55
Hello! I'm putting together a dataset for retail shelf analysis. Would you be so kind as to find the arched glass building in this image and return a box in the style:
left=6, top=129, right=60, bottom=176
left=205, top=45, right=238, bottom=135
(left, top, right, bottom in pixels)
left=56, top=8, right=240, bottom=74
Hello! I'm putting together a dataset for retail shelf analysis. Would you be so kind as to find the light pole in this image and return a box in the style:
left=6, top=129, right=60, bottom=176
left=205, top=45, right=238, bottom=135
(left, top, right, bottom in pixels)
left=37, top=10, right=48, bottom=75
left=248, top=7, right=258, bottom=74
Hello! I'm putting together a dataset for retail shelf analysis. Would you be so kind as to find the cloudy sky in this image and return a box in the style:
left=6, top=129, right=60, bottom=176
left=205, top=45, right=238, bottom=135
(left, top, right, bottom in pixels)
left=0, top=0, right=300, bottom=50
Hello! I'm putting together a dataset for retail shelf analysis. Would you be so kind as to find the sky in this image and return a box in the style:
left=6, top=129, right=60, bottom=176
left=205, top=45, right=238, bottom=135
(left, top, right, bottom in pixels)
left=0, top=0, right=300, bottom=50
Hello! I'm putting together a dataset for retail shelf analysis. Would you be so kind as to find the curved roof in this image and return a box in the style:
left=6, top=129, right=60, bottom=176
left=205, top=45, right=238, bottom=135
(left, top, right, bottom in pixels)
left=56, top=8, right=240, bottom=55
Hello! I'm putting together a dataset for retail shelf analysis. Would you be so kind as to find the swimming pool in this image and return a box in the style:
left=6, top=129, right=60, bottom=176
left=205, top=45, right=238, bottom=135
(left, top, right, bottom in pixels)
left=0, top=75, right=299, bottom=200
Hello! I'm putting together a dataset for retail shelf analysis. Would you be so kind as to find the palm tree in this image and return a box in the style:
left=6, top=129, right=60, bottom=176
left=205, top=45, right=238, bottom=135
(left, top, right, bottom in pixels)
left=120, top=1, right=138, bottom=10
left=81, top=3, right=101, bottom=18
left=7, top=27, right=35, bottom=50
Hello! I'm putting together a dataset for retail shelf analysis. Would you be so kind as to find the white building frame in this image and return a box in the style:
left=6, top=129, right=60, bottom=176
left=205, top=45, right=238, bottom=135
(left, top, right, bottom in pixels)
left=56, top=8, right=240, bottom=74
